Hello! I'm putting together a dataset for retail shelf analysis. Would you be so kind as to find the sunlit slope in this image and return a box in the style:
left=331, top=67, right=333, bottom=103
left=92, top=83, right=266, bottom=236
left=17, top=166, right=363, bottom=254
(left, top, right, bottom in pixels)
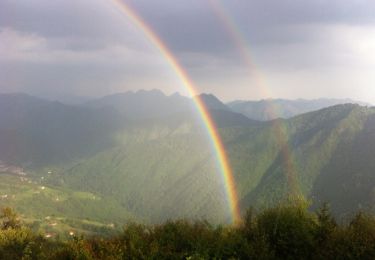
left=0, top=174, right=134, bottom=236
left=2, top=92, right=375, bottom=224
left=57, top=104, right=375, bottom=222
left=59, top=124, right=231, bottom=223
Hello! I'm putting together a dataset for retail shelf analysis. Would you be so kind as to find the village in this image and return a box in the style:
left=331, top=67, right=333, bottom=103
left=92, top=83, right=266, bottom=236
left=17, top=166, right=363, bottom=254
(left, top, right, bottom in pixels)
left=0, top=161, right=27, bottom=176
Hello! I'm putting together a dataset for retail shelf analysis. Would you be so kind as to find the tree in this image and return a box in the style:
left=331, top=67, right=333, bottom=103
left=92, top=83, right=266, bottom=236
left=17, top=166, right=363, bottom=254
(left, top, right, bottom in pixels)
left=0, top=207, right=21, bottom=230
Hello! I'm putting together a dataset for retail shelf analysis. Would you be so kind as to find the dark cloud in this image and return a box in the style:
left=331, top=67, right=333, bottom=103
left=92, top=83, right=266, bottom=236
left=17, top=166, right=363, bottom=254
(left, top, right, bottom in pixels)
left=2, top=0, right=374, bottom=53
left=0, top=0, right=374, bottom=103
left=222, top=0, right=375, bottom=26
left=0, top=0, right=109, bottom=37
left=124, top=0, right=375, bottom=52
left=0, top=0, right=145, bottom=51
left=2, top=0, right=373, bottom=54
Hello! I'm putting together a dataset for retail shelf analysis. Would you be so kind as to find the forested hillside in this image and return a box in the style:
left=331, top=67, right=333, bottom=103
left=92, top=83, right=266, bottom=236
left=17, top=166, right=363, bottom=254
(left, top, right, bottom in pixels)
left=0, top=91, right=374, bottom=235
left=228, top=98, right=368, bottom=121
left=1, top=204, right=375, bottom=259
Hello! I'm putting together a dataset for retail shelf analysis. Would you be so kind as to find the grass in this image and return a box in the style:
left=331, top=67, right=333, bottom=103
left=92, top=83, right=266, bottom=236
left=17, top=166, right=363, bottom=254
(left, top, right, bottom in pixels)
left=0, top=173, right=132, bottom=237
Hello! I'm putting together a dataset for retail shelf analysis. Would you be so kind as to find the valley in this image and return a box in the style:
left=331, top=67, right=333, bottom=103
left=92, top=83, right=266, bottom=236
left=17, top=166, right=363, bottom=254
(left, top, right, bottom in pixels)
left=0, top=91, right=374, bottom=236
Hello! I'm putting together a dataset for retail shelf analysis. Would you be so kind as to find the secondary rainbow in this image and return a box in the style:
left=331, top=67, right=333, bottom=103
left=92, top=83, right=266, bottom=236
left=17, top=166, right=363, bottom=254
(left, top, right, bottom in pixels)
left=208, top=0, right=300, bottom=196
left=110, top=0, right=241, bottom=223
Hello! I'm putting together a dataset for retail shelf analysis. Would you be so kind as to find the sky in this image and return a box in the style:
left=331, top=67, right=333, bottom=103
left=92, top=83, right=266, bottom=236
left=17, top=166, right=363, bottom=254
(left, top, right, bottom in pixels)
left=0, top=0, right=374, bottom=103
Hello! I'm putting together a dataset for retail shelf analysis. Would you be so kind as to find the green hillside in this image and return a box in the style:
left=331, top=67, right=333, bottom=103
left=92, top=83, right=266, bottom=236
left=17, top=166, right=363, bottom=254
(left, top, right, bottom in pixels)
left=227, top=98, right=368, bottom=121
left=1, top=204, right=375, bottom=259
left=0, top=173, right=134, bottom=238
left=57, top=124, right=231, bottom=224
left=310, top=110, right=375, bottom=217
left=50, top=104, right=375, bottom=224
left=1, top=92, right=375, bottom=233
left=236, top=104, right=374, bottom=213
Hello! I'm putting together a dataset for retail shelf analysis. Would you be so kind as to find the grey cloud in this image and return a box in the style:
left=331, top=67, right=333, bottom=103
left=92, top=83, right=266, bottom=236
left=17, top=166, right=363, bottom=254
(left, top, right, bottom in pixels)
left=0, top=0, right=374, bottom=103
left=2, top=0, right=374, bottom=54
left=0, top=0, right=143, bottom=51
left=0, top=58, right=175, bottom=98
left=125, top=0, right=375, bottom=52
left=124, top=0, right=234, bottom=53
left=222, top=0, right=375, bottom=26
left=3, top=0, right=373, bottom=55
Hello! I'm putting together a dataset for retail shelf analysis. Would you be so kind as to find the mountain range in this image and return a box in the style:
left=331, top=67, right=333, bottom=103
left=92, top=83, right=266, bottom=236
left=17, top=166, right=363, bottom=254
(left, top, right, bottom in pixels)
left=227, top=98, right=369, bottom=121
left=0, top=90, right=374, bottom=234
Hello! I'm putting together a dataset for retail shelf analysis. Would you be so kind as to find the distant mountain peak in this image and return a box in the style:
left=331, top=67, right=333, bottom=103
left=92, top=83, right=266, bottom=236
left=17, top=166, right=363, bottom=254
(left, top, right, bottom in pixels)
left=83, top=89, right=193, bottom=120
left=135, top=89, right=165, bottom=97
left=169, top=92, right=182, bottom=98
left=195, top=93, right=230, bottom=111
left=0, top=92, right=44, bottom=101
left=227, top=98, right=370, bottom=121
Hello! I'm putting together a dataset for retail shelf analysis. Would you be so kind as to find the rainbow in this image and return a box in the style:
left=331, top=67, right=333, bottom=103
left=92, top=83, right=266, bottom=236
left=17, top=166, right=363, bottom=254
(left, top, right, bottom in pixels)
left=208, top=0, right=300, bottom=197
left=110, top=0, right=241, bottom=224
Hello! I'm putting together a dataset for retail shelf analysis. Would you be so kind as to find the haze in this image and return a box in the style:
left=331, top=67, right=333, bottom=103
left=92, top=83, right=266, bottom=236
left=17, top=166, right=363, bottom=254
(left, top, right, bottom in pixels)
left=0, top=0, right=374, bottom=103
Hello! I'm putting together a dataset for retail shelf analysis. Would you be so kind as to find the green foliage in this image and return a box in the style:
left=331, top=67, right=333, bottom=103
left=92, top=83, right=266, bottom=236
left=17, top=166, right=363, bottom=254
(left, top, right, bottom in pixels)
left=0, top=209, right=46, bottom=259
left=255, top=205, right=317, bottom=259
left=315, top=203, right=337, bottom=246
left=1, top=207, right=21, bottom=230
left=0, top=206, right=374, bottom=259
left=344, top=213, right=375, bottom=259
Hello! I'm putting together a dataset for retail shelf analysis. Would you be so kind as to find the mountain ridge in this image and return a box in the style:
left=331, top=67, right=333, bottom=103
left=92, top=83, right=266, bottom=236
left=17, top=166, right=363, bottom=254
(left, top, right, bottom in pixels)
left=227, top=98, right=370, bottom=121
left=0, top=91, right=374, bottom=228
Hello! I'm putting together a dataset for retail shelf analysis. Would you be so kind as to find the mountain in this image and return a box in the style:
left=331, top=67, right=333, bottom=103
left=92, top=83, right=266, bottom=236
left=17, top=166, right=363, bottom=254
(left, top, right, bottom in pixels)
left=0, top=93, right=49, bottom=128
left=0, top=93, right=125, bottom=167
left=1, top=91, right=375, bottom=233
left=0, top=91, right=255, bottom=167
left=195, top=93, right=258, bottom=127
left=55, top=105, right=375, bottom=223
left=197, top=93, right=231, bottom=111
left=85, top=90, right=256, bottom=128
left=84, top=89, right=193, bottom=120
left=233, top=104, right=375, bottom=218
left=53, top=104, right=375, bottom=223
left=207, top=109, right=260, bottom=128
left=47, top=94, right=92, bottom=105
left=309, top=110, right=375, bottom=217
left=227, top=98, right=370, bottom=121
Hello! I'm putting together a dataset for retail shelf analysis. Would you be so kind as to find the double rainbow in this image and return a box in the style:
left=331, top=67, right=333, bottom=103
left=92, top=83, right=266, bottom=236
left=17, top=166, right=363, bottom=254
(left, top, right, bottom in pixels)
left=111, top=0, right=241, bottom=224
left=209, top=0, right=300, bottom=197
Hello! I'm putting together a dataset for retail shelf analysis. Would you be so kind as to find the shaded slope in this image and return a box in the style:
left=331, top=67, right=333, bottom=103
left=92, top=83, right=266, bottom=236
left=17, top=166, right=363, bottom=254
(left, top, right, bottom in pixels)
left=311, top=110, right=375, bottom=217
left=84, top=89, right=193, bottom=120
left=0, top=94, right=126, bottom=167
left=237, top=105, right=375, bottom=216
left=2, top=93, right=375, bottom=223
left=53, top=104, right=375, bottom=222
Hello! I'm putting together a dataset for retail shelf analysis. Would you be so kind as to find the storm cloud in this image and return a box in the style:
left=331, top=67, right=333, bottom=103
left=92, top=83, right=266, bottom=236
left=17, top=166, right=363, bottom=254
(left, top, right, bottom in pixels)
left=0, top=0, right=374, bottom=103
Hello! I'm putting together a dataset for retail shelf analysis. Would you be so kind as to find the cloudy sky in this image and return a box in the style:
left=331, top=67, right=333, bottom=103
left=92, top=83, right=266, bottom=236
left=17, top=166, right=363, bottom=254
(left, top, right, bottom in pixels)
left=0, top=0, right=374, bottom=103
